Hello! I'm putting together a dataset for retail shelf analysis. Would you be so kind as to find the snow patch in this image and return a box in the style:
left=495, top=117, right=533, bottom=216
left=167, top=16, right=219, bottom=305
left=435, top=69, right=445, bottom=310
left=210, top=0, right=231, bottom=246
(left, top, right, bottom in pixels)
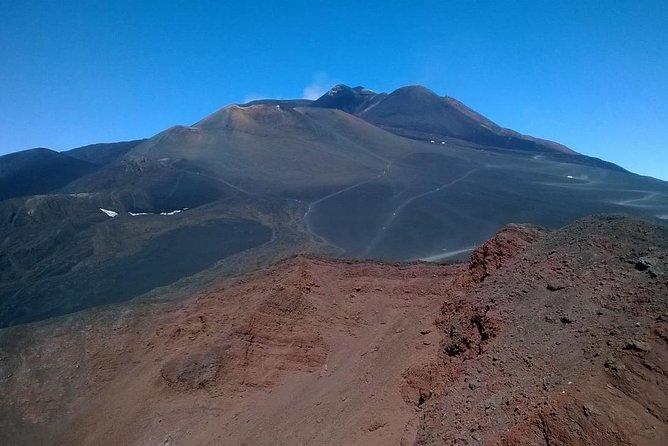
left=159, top=208, right=188, bottom=216
left=99, top=208, right=118, bottom=218
left=129, top=208, right=189, bottom=217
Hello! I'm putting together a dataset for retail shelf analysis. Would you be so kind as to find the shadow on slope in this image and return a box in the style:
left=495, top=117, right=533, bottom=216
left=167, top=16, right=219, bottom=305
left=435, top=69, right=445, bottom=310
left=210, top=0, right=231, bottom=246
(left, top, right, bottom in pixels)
left=0, top=218, right=271, bottom=327
left=0, top=149, right=97, bottom=201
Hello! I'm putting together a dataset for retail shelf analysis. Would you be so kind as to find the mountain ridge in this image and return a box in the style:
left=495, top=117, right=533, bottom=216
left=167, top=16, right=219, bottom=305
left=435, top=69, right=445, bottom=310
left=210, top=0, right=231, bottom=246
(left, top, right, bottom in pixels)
left=311, top=84, right=579, bottom=156
left=0, top=85, right=642, bottom=178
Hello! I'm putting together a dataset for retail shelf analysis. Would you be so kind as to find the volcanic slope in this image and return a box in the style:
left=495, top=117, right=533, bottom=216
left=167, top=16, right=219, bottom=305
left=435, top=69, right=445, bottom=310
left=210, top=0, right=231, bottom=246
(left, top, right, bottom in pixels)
left=1, top=85, right=668, bottom=329
left=0, top=140, right=144, bottom=201
left=94, top=95, right=668, bottom=261
left=0, top=215, right=666, bottom=445
left=119, top=88, right=668, bottom=261
left=313, top=85, right=575, bottom=154
left=0, top=148, right=97, bottom=201
left=63, top=139, right=145, bottom=166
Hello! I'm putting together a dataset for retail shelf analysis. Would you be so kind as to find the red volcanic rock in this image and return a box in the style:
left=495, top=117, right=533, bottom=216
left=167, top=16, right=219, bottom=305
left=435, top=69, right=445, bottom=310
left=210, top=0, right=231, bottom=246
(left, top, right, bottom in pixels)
left=1, top=216, right=666, bottom=445
left=467, top=224, right=546, bottom=284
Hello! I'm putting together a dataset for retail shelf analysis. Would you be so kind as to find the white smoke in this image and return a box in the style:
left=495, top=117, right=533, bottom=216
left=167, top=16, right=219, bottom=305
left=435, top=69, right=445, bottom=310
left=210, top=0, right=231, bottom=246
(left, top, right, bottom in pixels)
left=303, top=72, right=338, bottom=100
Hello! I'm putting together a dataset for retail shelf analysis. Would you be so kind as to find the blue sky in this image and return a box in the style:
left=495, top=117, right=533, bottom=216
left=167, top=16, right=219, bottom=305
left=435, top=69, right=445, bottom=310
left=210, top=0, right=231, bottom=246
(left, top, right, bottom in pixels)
left=1, top=0, right=667, bottom=179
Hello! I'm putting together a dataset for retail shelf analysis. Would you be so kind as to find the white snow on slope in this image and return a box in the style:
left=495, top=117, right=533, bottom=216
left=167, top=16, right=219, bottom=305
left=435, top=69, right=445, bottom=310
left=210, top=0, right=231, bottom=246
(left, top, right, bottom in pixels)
left=128, top=208, right=189, bottom=217
left=99, top=208, right=118, bottom=217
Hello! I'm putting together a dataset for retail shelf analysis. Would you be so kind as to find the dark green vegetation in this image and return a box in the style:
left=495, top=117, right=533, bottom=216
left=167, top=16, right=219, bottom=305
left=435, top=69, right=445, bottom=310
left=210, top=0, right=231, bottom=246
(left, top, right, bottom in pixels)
left=1, top=85, right=667, bottom=327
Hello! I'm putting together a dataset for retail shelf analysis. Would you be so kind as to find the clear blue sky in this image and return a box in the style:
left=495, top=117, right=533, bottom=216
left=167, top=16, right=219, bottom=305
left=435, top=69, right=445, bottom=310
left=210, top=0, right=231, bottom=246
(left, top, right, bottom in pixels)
left=1, top=0, right=667, bottom=179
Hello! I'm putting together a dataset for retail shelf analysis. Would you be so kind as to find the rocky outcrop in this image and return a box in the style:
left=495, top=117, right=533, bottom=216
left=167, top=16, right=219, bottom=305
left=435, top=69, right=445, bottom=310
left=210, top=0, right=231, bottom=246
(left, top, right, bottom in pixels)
left=467, top=223, right=546, bottom=284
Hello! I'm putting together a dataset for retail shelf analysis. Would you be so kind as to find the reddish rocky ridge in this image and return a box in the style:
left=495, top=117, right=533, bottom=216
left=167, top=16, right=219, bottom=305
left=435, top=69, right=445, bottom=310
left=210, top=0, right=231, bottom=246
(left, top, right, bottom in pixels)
left=416, top=215, right=668, bottom=445
left=0, top=215, right=666, bottom=445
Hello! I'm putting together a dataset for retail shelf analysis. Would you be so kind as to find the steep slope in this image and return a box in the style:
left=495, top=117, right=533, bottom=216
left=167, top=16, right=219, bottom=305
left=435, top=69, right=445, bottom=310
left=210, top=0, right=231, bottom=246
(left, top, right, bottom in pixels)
left=415, top=215, right=668, bottom=445
left=64, top=139, right=145, bottom=166
left=1, top=215, right=665, bottom=445
left=0, top=148, right=97, bottom=201
left=311, top=84, right=385, bottom=114
left=312, top=85, right=577, bottom=156
left=125, top=104, right=414, bottom=196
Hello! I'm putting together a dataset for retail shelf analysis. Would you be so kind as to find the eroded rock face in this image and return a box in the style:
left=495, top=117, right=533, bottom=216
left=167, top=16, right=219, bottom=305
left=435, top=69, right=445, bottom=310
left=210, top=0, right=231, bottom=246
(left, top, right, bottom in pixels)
left=467, top=224, right=546, bottom=284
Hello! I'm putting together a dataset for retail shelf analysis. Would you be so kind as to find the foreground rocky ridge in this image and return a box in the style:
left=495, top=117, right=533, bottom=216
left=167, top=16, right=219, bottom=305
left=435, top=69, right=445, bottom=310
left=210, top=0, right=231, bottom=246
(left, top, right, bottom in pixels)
left=416, top=215, right=668, bottom=445
left=1, top=215, right=666, bottom=445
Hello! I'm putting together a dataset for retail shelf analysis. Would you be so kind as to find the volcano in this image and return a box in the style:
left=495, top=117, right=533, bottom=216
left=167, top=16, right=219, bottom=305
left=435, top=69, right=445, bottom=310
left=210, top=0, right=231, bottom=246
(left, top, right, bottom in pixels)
left=1, top=85, right=667, bottom=328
